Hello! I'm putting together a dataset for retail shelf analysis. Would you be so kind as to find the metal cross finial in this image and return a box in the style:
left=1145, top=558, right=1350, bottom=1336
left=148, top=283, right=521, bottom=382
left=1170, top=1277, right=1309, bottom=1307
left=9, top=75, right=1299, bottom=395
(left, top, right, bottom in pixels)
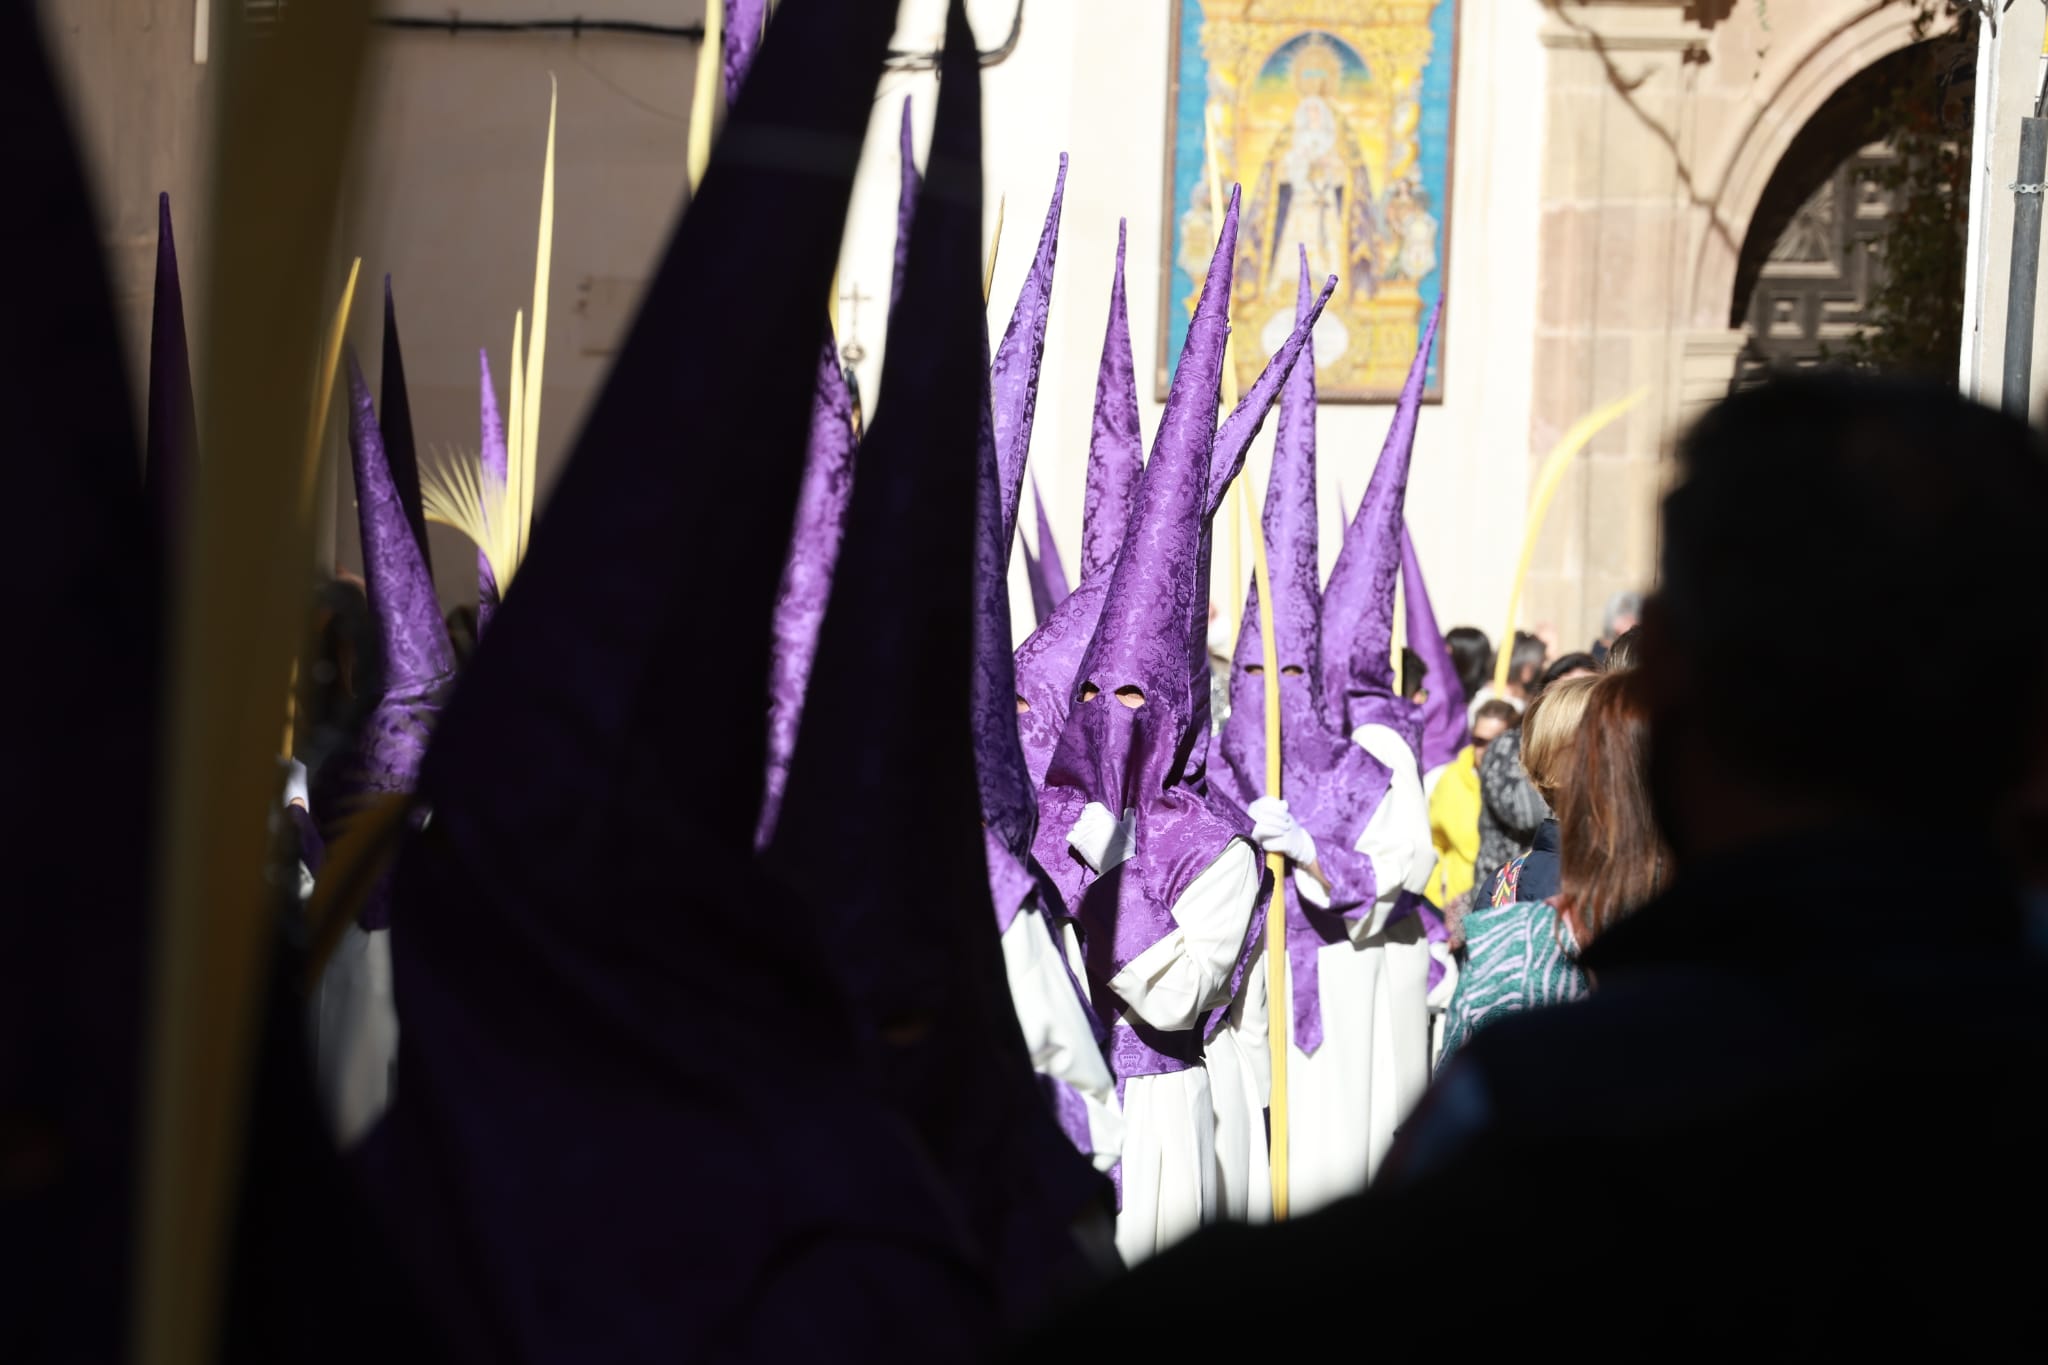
left=838, top=282, right=873, bottom=364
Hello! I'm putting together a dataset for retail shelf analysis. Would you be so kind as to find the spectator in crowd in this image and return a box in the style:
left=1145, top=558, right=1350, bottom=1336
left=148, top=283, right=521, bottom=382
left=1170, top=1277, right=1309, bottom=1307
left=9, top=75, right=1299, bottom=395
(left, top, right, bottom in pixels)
left=1439, top=670, right=1667, bottom=1060
left=1591, top=589, right=1642, bottom=664
left=1469, top=650, right=1597, bottom=904
left=1446, top=626, right=1493, bottom=710
left=1400, top=646, right=1428, bottom=704
left=1466, top=630, right=1545, bottom=719
left=1603, top=624, right=1642, bottom=673
left=1484, top=675, right=1598, bottom=909
left=1428, top=698, right=1519, bottom=925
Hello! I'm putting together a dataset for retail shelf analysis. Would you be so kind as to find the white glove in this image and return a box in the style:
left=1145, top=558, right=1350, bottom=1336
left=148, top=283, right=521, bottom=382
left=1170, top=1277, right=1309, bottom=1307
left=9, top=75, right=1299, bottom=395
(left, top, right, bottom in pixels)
left=1248, top=795, right=1317, bottom=868
left=1067, top=801, right=1137, bottom=874
left=283, top=757, right=310, bottom=812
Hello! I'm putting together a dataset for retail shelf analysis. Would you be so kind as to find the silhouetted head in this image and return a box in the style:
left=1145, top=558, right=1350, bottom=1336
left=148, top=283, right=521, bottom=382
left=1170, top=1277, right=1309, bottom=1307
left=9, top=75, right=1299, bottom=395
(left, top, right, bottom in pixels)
left=1644, top=372, right=2048, bottom=860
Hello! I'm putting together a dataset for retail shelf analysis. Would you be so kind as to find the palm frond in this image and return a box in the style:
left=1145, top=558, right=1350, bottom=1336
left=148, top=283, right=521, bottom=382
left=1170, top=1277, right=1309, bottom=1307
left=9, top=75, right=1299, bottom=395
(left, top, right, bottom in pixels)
left=420, top=441, right=517, bottom=593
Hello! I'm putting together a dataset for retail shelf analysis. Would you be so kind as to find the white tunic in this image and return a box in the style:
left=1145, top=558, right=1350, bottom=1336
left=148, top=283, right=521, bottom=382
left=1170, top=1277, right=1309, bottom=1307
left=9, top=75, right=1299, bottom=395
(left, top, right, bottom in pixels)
left=999, top=900, right=1124, bottom=1172
left=1105, top=839, right=1263, bottom=1264
left=1237, top=723, right=1439, bottom=1215
left=312, top=923, right=399, bottom=1147
left=1207, top=931, right=1272, bottom=1223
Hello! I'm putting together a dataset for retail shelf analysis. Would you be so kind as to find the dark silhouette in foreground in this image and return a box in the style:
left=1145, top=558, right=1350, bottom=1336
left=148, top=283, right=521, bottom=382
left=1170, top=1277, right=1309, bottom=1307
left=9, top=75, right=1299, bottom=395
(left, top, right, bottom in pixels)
left=1024, top=373, right=2048, bottom=1354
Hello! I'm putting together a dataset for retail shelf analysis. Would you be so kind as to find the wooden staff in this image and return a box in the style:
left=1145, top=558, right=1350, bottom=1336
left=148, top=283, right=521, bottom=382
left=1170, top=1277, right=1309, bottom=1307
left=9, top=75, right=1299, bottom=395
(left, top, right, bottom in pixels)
left=137, top=3, right=374, bottom=1362
left=1243, top=467, right=1290, bottom=1220
left=983, top=194, right=1006, bottom=303
left=687, top=0, right=723, bottom=191
left=1492, top=390, right=1646, bottom=693
left=295, top=259, right=361, bottom=527
left=517, top=79, right=557, bottom=570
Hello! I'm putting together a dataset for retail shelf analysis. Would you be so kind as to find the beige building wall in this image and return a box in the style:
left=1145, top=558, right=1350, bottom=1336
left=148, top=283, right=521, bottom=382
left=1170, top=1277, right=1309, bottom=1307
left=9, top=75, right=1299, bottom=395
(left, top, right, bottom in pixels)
left=1520, top=0, right=1923, bottom=650
left=36, top=0, right=212, bottom=426
left=1961, top=1, right=2048, bottom=410
left=329, top=0, right=706, bottom=597
left=44, top=0, right=1943, bottom=648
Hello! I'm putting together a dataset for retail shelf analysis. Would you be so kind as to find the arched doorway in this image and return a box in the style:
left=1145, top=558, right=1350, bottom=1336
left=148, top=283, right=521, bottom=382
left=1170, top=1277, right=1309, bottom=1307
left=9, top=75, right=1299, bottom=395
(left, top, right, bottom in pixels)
left=1729, top=34, right=1975, bottom=387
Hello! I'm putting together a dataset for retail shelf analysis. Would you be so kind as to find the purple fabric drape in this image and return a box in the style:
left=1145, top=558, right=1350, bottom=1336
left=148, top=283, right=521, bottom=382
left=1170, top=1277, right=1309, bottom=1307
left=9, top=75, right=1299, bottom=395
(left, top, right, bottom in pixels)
left=363, top=1, right=996, bottom=1355
left=1212, top=254, right=1393, bottom=1053
left=474, top=349, right=507, bottom=636
left=1320, top=302, right=1443, bottom=748
left=1401, top=522, right=1468, bottom=774
left=340, top=354, right=456, bottom=927
left=722, top=0, right=768, bottom=104
left=1032, top=186, right=1268, bottom=1076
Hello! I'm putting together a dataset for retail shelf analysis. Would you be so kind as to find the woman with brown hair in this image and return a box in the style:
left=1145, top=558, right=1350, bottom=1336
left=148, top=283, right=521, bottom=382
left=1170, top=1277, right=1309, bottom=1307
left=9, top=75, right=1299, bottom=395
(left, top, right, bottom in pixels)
left=1438, top=669, right=1672, bottom=1060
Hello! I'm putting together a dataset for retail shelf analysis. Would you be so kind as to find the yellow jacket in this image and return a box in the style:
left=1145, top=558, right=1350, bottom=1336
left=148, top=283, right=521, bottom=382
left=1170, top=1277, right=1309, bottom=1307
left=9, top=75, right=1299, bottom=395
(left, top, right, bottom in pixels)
left=1428, top=744, right=1482, bottom=907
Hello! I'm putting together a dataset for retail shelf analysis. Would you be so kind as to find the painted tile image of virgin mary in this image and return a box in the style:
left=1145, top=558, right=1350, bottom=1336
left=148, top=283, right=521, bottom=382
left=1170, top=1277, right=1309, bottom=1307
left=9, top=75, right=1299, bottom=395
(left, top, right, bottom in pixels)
left=1235, top=33, right=1384, bottom=313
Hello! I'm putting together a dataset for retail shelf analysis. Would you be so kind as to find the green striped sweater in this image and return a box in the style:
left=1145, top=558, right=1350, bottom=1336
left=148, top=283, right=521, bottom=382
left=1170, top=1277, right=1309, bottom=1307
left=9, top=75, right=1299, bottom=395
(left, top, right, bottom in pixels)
left=1439, top=899, right=1589, bottom=1062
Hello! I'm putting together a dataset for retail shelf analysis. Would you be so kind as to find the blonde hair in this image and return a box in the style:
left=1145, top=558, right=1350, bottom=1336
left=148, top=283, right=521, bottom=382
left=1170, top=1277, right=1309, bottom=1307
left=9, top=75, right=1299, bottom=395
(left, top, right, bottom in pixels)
left=1519, top=674, right=1599, bottom=806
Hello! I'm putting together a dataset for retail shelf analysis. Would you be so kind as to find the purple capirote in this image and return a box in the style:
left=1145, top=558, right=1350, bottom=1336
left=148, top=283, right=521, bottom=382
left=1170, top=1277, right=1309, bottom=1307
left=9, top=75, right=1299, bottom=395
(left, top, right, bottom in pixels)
left=1032, top=185, right=1268, bottom=1080
left=1320, top=301, right=1443, bottom=750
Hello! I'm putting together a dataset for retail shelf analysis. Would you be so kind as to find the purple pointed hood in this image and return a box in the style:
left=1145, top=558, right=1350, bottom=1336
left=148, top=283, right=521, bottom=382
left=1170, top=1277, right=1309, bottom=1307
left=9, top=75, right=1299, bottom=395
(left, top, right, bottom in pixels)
left=1320, top=301, right=1441, bottom=746
left=1080, top=220, right=1141, bottom=585
left=475, top=348, right=508, bottom=635
left=1220, top=251, right=1340, bottom=794
left=1024, top=474, right=1070, bottom=624
left=346, top=352, right=455, bottom=758
left=1401, top=522, right=1468, bottom=773
left=1213, top=258, right=1396, bottom=1054
left=341, top=352, right=455, bottom=926
left=1186, top=266, right=1336, bottom=783
left=767, top=0, right=1104, bottom=1314
left=379, top=278, right=432, bottom=575
left=755, top=331, right=857, bottom=848
left=990, top=154, right=1066, bottom=546
left=145, top=192, right=196, bottom=550
left=722, top=0, right=768, bottom=103
left=972, top=332, right=1041, bottom=900
left=364, top=3, right=988, bottom=1354
left=1011, top=263, right=1332, bottom=793
left=892, top=95, right=920, bottom=315
left=1032, top=187, right=1254, bottom=969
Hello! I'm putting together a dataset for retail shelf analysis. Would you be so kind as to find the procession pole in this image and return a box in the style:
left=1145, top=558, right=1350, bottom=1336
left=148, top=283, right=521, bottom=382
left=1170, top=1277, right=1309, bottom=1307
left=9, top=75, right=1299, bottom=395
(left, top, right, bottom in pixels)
left=1492, top=391, right=1645, bottom=694
left=1243, top=469, right=1290, bottom=1220
left=137, top=3, right=374, bottom=1361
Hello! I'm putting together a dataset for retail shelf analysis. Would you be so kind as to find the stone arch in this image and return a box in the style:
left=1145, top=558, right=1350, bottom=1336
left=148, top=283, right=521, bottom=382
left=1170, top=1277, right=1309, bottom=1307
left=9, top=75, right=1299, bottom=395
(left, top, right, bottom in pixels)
left=1686, top=6, right=1924, bottom=334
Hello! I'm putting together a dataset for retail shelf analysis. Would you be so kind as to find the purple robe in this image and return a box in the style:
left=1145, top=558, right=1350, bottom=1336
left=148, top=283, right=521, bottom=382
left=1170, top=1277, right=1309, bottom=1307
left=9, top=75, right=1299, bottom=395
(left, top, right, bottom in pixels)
left=1402, top=522, right=1468, bottom=775
left=339, top=354, right=456, bottom=927
left=765, top=2, right=1106, bottom=1324
left=474, top=349, right=507, bottom=636
left=1212, top=252, right=1394, bottom=1054
left=363, top=3, right=997, bottom=1355
left=1032, top=186, right=1266, bottom=1081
